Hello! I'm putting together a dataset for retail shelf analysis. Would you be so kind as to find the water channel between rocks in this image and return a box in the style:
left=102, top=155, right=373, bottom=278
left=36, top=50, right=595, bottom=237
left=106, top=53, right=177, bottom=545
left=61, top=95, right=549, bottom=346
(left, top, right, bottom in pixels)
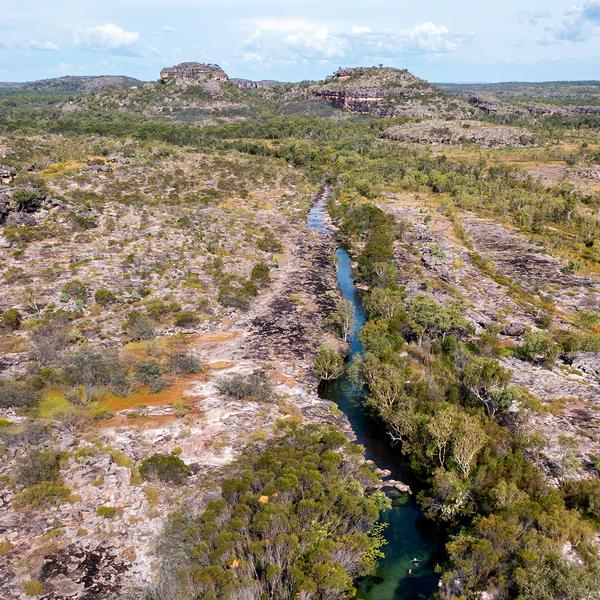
left=307, top=190, right=441, bottom=600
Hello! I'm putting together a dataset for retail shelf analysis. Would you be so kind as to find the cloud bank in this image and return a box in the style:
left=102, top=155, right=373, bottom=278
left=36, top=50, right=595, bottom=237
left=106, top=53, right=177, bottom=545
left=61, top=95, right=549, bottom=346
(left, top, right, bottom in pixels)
left=240, top=19, right=470, bottom=66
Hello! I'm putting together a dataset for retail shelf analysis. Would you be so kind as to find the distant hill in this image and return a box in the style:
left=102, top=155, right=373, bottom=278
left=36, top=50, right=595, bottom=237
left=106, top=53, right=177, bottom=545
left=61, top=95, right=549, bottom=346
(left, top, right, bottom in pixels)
left=7, top=63, right=599, bottom=123
left=0, top=75, right=143, bottom=93
left=439, top=81, right=600, bottom=105
left=307, top=67, right=473, bottom=117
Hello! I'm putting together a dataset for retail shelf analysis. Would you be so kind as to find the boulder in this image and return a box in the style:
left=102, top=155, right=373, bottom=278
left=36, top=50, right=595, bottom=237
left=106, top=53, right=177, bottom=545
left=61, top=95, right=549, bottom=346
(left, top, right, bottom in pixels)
left=5, top=212, right=37, bottom=226
left=501, top=322, right=527, bottom=337
left=0, top=166, right=16, bottom=184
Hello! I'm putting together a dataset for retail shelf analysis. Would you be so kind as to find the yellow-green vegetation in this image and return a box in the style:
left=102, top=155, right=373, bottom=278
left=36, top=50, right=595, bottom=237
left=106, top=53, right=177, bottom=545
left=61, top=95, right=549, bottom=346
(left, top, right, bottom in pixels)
left=0, top=539, right=13, bottom=555
left=22, top=580, right=44, bottom=597
left=97, top=505, right=117, bottom=518
left=13, top=482, right=71, bottom=509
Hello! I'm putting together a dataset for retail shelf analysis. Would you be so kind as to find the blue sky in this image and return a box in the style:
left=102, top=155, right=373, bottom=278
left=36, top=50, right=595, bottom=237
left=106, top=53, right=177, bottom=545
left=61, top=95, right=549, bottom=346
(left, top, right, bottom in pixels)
left=1, top=0, right=599, bottom=83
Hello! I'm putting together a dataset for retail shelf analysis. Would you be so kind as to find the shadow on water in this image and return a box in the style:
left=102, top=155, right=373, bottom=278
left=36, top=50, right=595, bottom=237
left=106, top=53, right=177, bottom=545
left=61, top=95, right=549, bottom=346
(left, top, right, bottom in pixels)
left=308, top=193, right=441, bottom=599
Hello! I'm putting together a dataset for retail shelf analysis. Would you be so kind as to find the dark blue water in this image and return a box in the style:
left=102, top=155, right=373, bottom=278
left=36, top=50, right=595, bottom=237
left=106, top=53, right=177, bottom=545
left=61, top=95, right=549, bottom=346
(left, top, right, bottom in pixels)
left=308, top=192, right=440, bottom=600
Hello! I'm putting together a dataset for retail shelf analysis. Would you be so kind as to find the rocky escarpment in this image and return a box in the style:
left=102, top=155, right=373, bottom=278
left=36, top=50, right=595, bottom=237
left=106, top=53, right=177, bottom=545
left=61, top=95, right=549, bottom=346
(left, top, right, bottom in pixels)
left=310, top=67, right=472, bottom=118
left=0, top=76, right=141, bottom=93
left=468, top=94, right=600, bottom=119
left=384, top=119, right=535, bottom=148
left=159, top=62, right=228, bottom=91
left=71, top=63, right=247, bottom=123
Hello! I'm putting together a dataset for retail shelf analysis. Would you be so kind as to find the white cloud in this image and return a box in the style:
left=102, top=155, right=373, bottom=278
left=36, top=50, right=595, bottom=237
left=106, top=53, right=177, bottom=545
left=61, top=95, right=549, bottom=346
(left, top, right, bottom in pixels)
left=541, top=1, right=600, bottom=43
left=241, top=18, right=469, bottom=67
left=0, top=39, right=60, bottom=52
left=155, top=25, right=177, bottom=34
left=74, top=23, right=140, bottom=51
left=350, top=25, right=372, bottom=35
left=29, top=40, right=60, bottom=51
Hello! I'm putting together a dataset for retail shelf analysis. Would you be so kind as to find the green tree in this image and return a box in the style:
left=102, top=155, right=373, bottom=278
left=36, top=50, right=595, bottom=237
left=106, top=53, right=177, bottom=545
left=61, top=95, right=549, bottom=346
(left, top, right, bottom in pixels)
left=462, top=356, right=513, bottom=416
left=451, top=414, right=486, bottom=478
left=365, top=287, right=405, bottom=320
left=329, top=299, right=355, bottom=342
left=314, top=346, right=344, bottom=380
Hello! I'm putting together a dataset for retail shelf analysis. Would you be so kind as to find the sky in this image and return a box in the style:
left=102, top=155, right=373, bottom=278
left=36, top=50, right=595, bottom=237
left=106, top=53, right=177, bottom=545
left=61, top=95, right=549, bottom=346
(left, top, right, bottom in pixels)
left=1, top=0, right=599, bottom=83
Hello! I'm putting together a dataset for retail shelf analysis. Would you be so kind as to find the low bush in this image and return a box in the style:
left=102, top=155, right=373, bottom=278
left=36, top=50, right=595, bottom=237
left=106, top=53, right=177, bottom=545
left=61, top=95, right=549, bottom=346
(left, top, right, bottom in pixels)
left=0, top=539, right=13, bottom=556
left=517, top=331, right=560, bottom=365
left=0, top=379, right=38, bottom=408
left=125, top=311, right=155, bottom=341
left=62, top=279, right=90, bottom=301
left=256, top=230, right=282, bottom=252
left=94, top=288, right=118, bottom=306
left=65, top=385, right=104, bottom=406
left=97, top=505, right=117, bottom=518
left=563, top=478, right=600, bottom=525
left=174, top=310, right=199, bottom=327
left=12, top=188, right=41, bottom=212
left=250, top=262, right=271, bottom=285
left=22, top=580, right=44, bottom=597
left=217, top=280, right=258, bottom=310
left=139, top=453, right=190, bottom=484
left=217, top=370, right=273, bottom=401
left=12, top=482, right=70, bottom=509
left=2, top=308, right=22, bottom=330
left=17, top=449, right=62, bottom=486
left=135, top=360, right=166, bottom=393
left=168, top=352, right=202, bottom=375
left=61, top=347, right=130, bottom=396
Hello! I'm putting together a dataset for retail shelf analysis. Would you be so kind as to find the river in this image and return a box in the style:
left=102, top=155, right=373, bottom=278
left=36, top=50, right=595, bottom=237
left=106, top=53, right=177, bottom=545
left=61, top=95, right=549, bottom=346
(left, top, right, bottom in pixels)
left=307, top=192, right=441, bottom=600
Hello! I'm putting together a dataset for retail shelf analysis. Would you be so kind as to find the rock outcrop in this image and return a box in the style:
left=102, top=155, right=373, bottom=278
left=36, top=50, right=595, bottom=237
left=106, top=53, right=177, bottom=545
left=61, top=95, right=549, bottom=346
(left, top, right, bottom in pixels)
left=159, top=62, right=229, bottom=87
left=0, top=166, right=16, bottom=184
left=309, top=67, right=471, bottom=118
left=0, top=76, right=141, bottom=93
left=384, top=119, right=535, bottom=148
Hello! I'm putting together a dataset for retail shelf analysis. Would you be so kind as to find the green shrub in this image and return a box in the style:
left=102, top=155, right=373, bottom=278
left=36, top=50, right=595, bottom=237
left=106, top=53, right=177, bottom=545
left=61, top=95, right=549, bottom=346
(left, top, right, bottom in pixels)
left=0, top=379, right=38, bottom=408
left=217, top=280, right=258, bottom=310
left=217, top=370, right=273, bottom=401
left=125, top=311, right=155, bottom=341
left=174, top=310, right=199, bottom=327
left=135, top=360, right=166, bottom=393
left=167, top=352, right=202, bottom=375
left=62, top=279, right=90, bottom=301
left=12, top=482, right=70, bottom=509
left=2, top=308, right=22, bottom=330
left=250, top=262, right=271, bottom=285
left=17, top=449, right=62, bottom=486
left=0, top=539, right=13, bottom=555
left=518, top=331, right=560, bottom=365
left=563, top=478, right=600, bottom=525
left=256, top=230, right=282, bottom=252
left=139, top=453, right=190, bottom=484
left=94, top=288, right=118, bottom=306
left=97, top=505, right=117, bottom=518
left=12, top=188, right=41, bottom=212
left=145, top=299, right=173, bottom=321
left=561, top=259, right=581, bottom=274
left=61, top=347, right=130, bottom=396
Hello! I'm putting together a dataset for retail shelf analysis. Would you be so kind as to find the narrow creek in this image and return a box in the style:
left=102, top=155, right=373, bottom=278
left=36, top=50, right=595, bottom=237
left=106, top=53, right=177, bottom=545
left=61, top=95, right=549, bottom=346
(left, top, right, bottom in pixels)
left=307, top=191, right=441, bottom=600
